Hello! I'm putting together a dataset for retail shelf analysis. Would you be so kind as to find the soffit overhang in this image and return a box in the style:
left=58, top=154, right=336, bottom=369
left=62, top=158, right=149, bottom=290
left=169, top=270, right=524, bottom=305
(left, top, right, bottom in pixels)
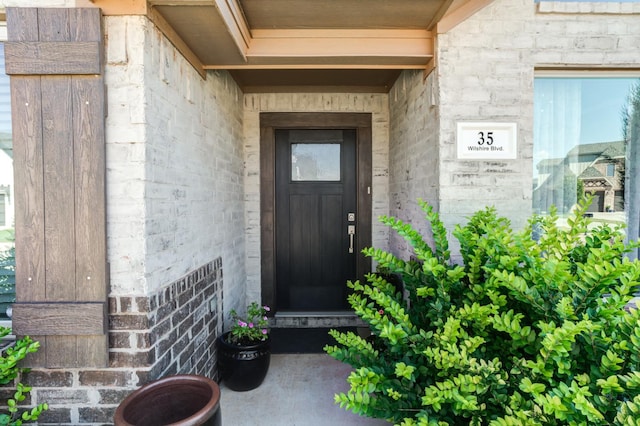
left=95, top=0, right=494, bottom=92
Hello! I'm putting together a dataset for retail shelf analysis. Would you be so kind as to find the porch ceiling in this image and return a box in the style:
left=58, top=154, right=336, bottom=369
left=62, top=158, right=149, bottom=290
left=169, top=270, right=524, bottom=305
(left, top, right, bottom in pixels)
left=140, top=0, right=494, bottom=92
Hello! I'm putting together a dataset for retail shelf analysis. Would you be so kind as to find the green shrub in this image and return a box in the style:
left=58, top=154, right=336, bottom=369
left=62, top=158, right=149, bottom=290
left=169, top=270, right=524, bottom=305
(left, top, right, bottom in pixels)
left=0, top=327, right=47, bottom=425
left=325, top=198, right=640, bottom=425
left=0, top=248, right=15, bottom=291
left=0, top=249, right=16, bottom=319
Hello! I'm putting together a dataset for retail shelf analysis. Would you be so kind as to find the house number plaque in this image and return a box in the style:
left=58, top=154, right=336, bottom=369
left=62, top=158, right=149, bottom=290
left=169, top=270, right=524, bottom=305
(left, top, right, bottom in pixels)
left=456, top=122, right=517, bottom=160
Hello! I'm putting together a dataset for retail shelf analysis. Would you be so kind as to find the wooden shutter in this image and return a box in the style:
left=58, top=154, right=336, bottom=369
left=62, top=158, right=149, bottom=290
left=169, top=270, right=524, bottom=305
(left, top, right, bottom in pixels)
left=6, top=8, right=108, bottom=368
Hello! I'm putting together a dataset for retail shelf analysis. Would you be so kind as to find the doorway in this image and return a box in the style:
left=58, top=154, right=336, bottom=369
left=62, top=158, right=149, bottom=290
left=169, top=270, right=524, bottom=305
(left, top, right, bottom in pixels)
left=275, top=129, right=355, bottom=310
left=260, top=113, right=372, bottom=313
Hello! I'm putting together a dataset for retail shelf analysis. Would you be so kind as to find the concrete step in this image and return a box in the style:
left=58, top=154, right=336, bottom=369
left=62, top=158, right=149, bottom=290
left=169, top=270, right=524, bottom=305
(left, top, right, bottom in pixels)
left=271, top=311, right=367, bottom=328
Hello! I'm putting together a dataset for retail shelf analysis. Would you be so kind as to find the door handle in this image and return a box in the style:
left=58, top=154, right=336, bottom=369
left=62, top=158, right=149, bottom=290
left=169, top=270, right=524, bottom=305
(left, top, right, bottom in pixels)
left=348, top=225, right=356, bottom=253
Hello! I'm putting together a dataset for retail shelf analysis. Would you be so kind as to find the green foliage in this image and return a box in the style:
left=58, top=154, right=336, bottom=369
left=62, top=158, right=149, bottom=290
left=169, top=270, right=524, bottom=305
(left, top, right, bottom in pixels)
left=325, top=198, right=640, bottom=425
left=0, top=248, right=15, bottom=291
left=0, top=230, right=14, bottom=245
left=227, top=302, right=270, bottom=345
left=0, top=327, right=48, bottom=425
left=0, top=248, right=16, bottom=319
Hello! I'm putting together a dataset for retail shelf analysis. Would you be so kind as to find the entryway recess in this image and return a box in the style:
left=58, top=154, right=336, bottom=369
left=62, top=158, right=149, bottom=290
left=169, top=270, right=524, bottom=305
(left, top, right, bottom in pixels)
left=260, top=113, right=372, bottom=314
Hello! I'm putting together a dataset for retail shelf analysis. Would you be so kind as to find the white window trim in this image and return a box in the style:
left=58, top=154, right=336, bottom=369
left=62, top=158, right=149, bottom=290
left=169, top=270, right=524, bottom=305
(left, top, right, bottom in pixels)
left=537, top=1, right=640, bottom=15
left=536, top=69, right=640, bottom=78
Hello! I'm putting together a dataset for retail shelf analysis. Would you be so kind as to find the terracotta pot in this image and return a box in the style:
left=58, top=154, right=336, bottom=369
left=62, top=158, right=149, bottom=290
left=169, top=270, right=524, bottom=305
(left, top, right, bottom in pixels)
left=217, top=331, right=271, bottom=391
left=114, top=374, right=221, bottom=426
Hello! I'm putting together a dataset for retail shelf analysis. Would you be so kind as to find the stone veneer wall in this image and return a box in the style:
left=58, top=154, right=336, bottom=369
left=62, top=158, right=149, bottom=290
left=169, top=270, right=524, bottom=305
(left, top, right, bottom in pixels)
left=21, top=259, right=223, bottom=424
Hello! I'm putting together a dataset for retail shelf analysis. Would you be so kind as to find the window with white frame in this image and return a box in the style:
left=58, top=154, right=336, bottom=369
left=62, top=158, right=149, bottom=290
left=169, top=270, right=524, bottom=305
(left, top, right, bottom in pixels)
left=533, top=74, right=640, bottom=255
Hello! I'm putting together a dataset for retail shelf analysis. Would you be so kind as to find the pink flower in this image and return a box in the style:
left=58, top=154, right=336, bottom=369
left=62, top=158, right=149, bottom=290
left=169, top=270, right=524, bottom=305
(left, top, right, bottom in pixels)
left=238, top=320, right=247, bottom=327
left=378, top=309, right=384, bottom=315
left=263, top=306, right=271, bottom=312
left=262, top=329, right=268, bottom=335
left=249, top=323, right=254, bottom=328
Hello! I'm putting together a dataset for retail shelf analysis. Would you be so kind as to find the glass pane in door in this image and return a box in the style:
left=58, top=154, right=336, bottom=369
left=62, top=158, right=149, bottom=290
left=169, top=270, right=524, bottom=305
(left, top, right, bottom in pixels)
left=291, top=143, right=341, bottom=181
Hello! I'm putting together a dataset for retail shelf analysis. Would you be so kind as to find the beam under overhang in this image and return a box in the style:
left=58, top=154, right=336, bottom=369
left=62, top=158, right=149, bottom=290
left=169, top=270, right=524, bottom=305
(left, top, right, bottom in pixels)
left=151, top=0, right=251, bottom=62
left=212, top=0, right=251, bottom=62
left=437, top=0, right=494, bottom=34
left=148, top=1, right=434, bottom=69
left=250, top=29, right=433, bottom=58
left=80, top=0, right=147, bottom=15
left=427, top=0, right=456, bottom=30
left=203, top=29, right=433, bottom=69
left=95, top=0, right=497, bottom=87
left=423, top=35, right=438, bottom=79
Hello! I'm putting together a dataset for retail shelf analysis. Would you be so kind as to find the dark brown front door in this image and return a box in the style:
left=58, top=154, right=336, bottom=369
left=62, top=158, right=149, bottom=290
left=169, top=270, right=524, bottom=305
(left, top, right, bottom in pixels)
left=275, top=129, right=356, bottom=310
left=260, top=112, right=372, bottom=313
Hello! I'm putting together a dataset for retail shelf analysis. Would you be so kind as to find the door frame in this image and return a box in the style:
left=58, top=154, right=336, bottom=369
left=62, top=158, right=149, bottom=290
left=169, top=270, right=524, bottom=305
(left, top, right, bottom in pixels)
left=260, top=112, right=372, bottom=312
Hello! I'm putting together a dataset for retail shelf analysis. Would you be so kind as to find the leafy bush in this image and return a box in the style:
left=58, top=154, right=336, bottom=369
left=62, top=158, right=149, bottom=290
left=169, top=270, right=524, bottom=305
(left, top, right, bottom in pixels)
left=0, top=248, right=15, bottom=291
left=325, top=198, right=640, bottom=425
left=0, top=327, right=47, bottom=425
left=0, top=249, right=17, bottom=319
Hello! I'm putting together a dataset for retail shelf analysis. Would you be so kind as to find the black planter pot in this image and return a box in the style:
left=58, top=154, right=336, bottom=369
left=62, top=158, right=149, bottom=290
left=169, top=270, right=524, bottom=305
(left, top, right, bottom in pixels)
left=217, top=331, right=271, bottom=391
left=114, top=375, right=222, bottom=426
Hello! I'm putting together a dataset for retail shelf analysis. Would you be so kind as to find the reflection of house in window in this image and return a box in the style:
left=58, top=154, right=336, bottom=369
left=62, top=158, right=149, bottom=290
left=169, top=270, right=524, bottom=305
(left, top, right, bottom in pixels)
left=0, top=133, right=12, bottom=228
left=292, top=153, right=319, bottom=180
left=0, top=192, right=5, bottom=226
left=291, top=143, right=341, bottom=181
left=534, top=141, right=625, bottom=213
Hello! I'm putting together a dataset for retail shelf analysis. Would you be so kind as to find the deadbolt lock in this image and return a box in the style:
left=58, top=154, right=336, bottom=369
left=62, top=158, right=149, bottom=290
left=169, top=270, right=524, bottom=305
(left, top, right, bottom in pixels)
left=348, top=212, right=356, bottom=222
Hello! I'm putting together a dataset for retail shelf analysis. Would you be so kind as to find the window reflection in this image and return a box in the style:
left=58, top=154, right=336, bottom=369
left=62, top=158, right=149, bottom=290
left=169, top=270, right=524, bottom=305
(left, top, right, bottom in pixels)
left=289, top=129, right=343, bottom=182
left=0, top=42, right=14, bottom=319
left=291, top=144, right=341, bottom=181
left=533, top=77, right=640, bottom=251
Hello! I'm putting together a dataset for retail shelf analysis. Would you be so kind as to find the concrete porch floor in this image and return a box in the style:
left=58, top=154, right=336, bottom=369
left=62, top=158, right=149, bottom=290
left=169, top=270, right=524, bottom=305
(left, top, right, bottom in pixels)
left=219, top=353, right=392, bottom=426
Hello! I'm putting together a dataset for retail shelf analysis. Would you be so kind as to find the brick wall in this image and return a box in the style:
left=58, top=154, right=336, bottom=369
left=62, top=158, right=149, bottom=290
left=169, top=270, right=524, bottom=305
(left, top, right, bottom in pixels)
left=388, top=0, right=640, bottom=259
left=2, top=14, right=238, bottom=425
left=106, top=16, right=245, bottom=305
left=436, top=0, right=536, bottom=242
left=439, top=0, right=639, bottom=233
left=22, top=259, right=223, bottom=424
left=109, top=259, right=223, bottom=381
left=387, top=70, right=440, bottom=259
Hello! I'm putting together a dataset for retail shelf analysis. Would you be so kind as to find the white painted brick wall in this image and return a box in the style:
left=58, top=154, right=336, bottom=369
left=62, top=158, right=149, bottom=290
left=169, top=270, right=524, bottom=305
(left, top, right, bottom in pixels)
left=386, top=0, right=640, bottom=261
left=438, top=0, right=534, bottom=235
left=434, top=0, right=640, bottom=252
left=387, top=70, right=440, bottom=260
left=243, top=93, right=390, bottom=301
left=105, top=16, right=246, bottom=318
left=105, top=16, right=148, bottom=295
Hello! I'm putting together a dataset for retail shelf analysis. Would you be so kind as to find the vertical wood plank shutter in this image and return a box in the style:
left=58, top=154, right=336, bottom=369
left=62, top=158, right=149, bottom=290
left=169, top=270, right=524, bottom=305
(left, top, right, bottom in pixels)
left=6, top=7, right=108, bottom=368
